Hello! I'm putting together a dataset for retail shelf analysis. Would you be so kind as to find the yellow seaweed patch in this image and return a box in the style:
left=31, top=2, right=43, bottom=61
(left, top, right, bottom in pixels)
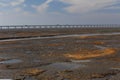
left=94, top=41, right=105, bottom=45
left=79, top=36, right=103, bottom=39
left=65, top=48, right=117, bottom=60
left=21, top=68, right=45, bottom=76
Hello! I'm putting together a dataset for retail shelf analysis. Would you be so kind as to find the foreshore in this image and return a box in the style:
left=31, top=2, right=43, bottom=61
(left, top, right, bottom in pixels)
left=0, top=28, right=120, bottom=80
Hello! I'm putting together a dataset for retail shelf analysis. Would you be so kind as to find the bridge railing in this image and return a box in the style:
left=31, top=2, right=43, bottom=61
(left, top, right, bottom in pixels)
left=0, top=25, right=120, bottom=30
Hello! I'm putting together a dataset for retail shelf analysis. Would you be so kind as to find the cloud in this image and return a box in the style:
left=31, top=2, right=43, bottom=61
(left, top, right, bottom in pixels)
left=0, top=0, right=120, bottom=25
left=0, top=2, right=8, bottom=7
left=32, top=0, right=53, bottom=13
left=59, top=0, right=119, bottom=13
left=0, top=0, right=28, bottom=16
left=10, top=0, right=25, bottom=6
left=0, top=0, right=25, bottom=7
left=1, top=12, right=120, bottom=25
left=14, top=7, right=22, bottom=12
left=105, top=6, right=120, bottom=9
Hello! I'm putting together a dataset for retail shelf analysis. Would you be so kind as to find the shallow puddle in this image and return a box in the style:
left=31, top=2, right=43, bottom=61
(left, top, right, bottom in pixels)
left=0, top=55, right=11, bottom=59
left=111, top=68, right=120, bottom=70
left=46, top=62, right=85, bottom=70
left=23, top=76, right=37, bottom=80
left=95, top=45, right=106, bottom=49
left=71, top=59, right=92, bottom=63
left=0, top=59, right=22, bottom=64
left=33, top=59, right=41, bottom=62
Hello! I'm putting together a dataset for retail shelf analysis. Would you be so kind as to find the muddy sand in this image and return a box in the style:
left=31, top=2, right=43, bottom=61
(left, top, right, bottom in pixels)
left=0, top=28, right=120, bottom=80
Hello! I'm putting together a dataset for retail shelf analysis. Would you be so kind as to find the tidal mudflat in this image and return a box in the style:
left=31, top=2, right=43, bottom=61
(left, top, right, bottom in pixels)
left=0, top=28, right=120, bottom=80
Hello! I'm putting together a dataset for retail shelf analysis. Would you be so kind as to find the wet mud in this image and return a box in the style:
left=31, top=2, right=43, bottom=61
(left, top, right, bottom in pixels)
left=0, top=28, right=120, bottom=80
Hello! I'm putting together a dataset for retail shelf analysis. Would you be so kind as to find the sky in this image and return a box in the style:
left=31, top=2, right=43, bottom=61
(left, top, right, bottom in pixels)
left=0, top=0, right=120, bottom=25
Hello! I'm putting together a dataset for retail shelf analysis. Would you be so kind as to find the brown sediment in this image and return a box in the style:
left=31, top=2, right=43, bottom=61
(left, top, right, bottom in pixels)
left=109, top=57, right=120, bottom=62
left=17, top=32, right=41, bottom=37
left=0, top=58, right=6, bottom=61
left=0, top=41, right=18, bottom=45
left=90, top=70, right=120, bottom=79
left=47, top=43, right=64, bottom=47
left=79, top=36, right=89, bottom=39
left=64, top=48, right=117, bottom=60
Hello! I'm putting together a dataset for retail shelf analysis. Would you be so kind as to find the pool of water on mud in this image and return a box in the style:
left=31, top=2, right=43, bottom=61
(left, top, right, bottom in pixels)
left=0, top=59, right=22, bottom=64
left=45, top=62, right=86, bottom=70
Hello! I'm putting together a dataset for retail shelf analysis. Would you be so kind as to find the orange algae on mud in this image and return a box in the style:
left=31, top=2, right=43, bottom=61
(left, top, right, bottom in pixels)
left=65, top=48, right=117, bottom=60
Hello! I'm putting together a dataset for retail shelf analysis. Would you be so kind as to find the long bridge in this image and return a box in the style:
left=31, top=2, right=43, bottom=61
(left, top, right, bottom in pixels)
left=0, top=24, right=120, bottom=29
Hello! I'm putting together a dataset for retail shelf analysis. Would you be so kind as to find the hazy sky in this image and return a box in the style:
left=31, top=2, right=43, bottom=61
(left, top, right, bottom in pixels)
left=0, top=0, right=120, bottom=25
